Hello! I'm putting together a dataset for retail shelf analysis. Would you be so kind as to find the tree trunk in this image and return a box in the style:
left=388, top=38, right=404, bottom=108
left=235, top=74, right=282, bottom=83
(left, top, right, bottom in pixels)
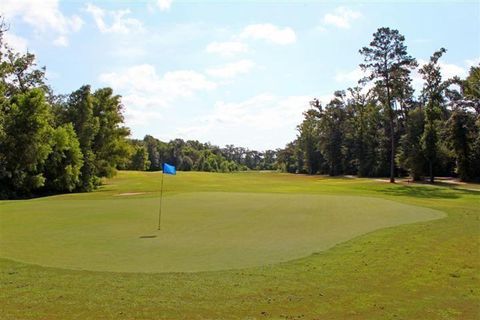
left=429, top=161, right=434, bottom=183
left=386, top=81, right=395, bottom=183
left=389, top=114, right=395, bottom=183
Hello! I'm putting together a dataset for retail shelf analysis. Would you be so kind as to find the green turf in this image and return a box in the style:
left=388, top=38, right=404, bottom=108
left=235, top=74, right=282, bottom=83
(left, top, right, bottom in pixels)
left=0, top=171, right=479, bottom=319
left=0, top=192, right=443, bottom=272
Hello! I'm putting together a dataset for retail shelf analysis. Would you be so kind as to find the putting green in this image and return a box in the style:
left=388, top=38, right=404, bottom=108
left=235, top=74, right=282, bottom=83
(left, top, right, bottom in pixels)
left=0, top=192, right=444, bottom=273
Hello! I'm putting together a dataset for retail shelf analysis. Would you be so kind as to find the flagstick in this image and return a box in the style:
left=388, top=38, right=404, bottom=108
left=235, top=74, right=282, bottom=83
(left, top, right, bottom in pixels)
left=158, top=171, right=164, bottom=230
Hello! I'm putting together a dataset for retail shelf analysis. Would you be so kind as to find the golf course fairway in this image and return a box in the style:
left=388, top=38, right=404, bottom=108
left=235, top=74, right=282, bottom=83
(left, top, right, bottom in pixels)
left=1, top=171, right=479, bottom=319
left=0, top=192, right=444, bottom=272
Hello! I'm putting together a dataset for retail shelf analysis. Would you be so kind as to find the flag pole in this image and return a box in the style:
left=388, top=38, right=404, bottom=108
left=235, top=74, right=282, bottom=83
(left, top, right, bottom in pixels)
left=158, top=168, right=164, bottom=230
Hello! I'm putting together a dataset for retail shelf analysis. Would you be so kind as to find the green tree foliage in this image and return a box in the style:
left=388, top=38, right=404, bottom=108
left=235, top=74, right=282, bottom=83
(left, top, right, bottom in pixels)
left=297, top=99, right=322, bottom=174
left=462, top=66, right=480, bottom=179
left=143, top=135, right=162, bottom=170
left=260, top=150, right=277, bottom=170
left=440, top=65, right=480, bottom=181
left=276, top=141, right=299, bottom=173
left=180, top=155, right=194, bottom=171
left=346, top=87, right=381, bottom=177
left=57, top=86, right=132, bottom=190
left=4, top=50, right=47, bottom=95
left=0, top=89, right=53, bottom=196
left=0, top=19, right=133, bottom=198
left=319, top=92, right=347, bottom=176
left=196, top=150, right=220, bottom=172
left=419, top=48, right=447, bottom=183
left=43, top=124, right=83, bottom=192
left=92, top=88, right=131, bottom=177
left=359, top=27, right=417, bottom=182
left=463, top=66, right=480, bottom=106
left=63, top=85, right=100, bottom=191
left=129, top=145, right=151, bottom=171
left=396, top=108, right=425, bottom=181
left=471, top=118, right=480, bottom=179
left=446, top=108, right=476, bottom=181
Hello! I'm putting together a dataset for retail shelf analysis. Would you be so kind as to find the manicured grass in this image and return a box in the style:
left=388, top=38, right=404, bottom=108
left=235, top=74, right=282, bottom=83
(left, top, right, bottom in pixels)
left=1, top=171, right=479, bottom=319
left=0, top=192, right=443, bottom=273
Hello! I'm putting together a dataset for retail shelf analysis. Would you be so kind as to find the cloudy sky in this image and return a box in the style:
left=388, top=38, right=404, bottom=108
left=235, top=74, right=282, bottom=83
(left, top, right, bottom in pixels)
left=2, top=0, right=479, bottom=150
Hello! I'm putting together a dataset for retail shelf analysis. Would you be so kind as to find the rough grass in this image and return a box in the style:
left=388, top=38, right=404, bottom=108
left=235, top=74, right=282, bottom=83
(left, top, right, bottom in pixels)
left=0, top=171, right=479, bottom=319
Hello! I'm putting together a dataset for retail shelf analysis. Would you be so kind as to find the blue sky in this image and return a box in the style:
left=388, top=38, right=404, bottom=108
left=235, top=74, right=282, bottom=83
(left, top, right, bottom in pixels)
left=2, top=0, right=479, bottom=150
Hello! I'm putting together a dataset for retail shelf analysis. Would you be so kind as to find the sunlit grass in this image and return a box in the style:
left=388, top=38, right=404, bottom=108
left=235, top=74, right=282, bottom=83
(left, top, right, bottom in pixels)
left=1, top=171, right=479, bottom=319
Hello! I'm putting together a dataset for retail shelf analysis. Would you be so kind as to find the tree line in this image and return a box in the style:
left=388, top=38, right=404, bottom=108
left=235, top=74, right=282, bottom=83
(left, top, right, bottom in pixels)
left=277, top=27, right=479, bottom=183
left=128, top=136, right=277, bottom=173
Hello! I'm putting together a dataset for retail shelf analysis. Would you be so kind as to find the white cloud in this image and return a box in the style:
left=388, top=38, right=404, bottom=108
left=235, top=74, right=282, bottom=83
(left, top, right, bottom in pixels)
left=315, top=26, right=328, bottom=33
left=240, top=23, right=296, bottom=45
left=322, top=7, right=362, bottom=29
left=99, top=64, right=216, bottom=126
left=205, top=41, right=249, bottom=57
left=69, top=15, right=84, bottom=32
left=1, top=0, right=83, bottom=46
left=411, top=70, right=424, bottom=93
left=100, top=65, right=216, bottom=102
left=335, top=67, right=365, bottom=83
left=85, top=3, right=144, bottom=34
left=466, top=57, right=480, bottom=68
left=53, top=35, right=68, bottom=47
left=121, top=106, right=164, bottom=127
left=175, top=93, right=313, bottom=150
left=204, top=24, right=294, bottom=61
left=157, top=0, right=173, bottom=11
left=334, top=67, right=375, bottom=93
left=3, top=33, right=29, bottom=52
left=439, top=61, right=467, bottom=79
left=206, top=60, right=255, bottom=79
left=109, top=45, right=148, bottom=59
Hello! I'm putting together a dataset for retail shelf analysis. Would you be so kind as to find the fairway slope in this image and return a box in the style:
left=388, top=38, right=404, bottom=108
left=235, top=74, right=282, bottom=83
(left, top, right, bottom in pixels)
left=0, top=192, right=444, bottom=273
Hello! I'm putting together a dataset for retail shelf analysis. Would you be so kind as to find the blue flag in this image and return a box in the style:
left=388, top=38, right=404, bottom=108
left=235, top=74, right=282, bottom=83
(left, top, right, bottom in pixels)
left=163, top=163, right=176, bottom=175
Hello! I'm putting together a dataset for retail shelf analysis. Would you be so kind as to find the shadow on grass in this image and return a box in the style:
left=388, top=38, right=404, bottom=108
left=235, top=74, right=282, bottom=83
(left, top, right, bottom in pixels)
left=377, top=184, right=480, bottom=199
left=139, top=235, right=157, bottom=239
left=1, top=183, right=113, bottom=201
left=412, top=180, right=480, bottom=190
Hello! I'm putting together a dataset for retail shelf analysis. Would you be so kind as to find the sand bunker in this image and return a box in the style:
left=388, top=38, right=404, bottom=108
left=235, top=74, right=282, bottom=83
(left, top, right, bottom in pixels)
left=115, top=192, right=146, bottom=196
